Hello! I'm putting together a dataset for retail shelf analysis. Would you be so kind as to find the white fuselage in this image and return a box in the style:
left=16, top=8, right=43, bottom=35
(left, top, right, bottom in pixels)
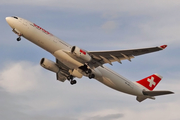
left=6, top=17, right=144, bottom=97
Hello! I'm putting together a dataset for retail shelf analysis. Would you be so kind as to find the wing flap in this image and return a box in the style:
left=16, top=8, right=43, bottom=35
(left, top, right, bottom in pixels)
left=56, top=72, right=67, bottom=82
left=56, top=59, right=71, bottom=82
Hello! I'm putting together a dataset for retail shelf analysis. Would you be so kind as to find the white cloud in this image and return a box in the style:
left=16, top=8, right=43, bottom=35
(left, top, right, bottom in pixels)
left=138, top=15, right=180, bottom=46
left=0, top=60, right=179, bottom=120
left=0, top=61, right=40, bottom=93
left=123, top=102, right=179, bottom=120
left=81, top=109, right=123, bottom=120
left=77, top=96, right=180, bottom=120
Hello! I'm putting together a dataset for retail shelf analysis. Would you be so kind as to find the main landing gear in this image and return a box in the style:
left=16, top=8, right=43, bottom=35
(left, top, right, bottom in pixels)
left=79, top=65, right=95, bottom=79
left=67, top=75, right=77, bottom=85
left=89, top=74, right=95, bottom=79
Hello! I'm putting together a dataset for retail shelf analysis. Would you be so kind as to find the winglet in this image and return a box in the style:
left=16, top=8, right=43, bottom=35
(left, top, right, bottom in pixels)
left=159, top=45, right=167, bottom=49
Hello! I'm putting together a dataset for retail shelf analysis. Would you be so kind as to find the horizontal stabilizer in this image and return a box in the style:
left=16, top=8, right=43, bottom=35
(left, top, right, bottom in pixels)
left=143, top=90, right=174, bottom=96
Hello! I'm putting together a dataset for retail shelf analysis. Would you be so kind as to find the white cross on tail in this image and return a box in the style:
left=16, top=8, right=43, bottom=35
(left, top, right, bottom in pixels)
left=147, top=77, right=156, bottom=87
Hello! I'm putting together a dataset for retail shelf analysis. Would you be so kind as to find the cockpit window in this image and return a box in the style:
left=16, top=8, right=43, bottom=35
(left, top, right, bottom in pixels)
left=12, top=16, right=18, bottom=19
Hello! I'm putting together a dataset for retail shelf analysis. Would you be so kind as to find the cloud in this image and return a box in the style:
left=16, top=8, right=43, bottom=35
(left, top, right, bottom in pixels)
left=13, top=2, right=180, bottom=18
left=0, top=61, right=40, bottom=93
left=2, top=0, right=180, bottom=15
left=138, top=15, right=180, bottom=46
left=84, top=109, right=124, bottom=120
left=87, top=113, right=123, bottom=120
left=122, top=101, right=180, bottom=120
left=101, top=21, right=119, bottom=32
left=0, top=62, right=179, bottom=120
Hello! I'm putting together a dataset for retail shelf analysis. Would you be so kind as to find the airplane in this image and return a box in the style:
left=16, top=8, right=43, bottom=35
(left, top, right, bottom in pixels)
left=6, top=16, right=174, bottom=102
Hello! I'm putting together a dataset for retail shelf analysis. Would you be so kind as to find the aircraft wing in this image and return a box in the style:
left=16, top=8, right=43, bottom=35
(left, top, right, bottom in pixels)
left=88, top=45, right=167, bottom=67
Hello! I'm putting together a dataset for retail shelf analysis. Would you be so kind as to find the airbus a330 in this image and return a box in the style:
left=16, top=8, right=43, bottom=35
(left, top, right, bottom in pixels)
left=6, top=16, right=173, bottom=102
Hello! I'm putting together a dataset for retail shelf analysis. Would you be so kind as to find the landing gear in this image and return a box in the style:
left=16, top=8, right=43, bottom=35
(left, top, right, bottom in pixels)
left=12, top=29, right=22, bottom=41
left=85, top=69, right=92, bottom=74
left=84, top=68, right=95, bottom=79
left=85, top=68, right=95, bottom=79
left=89, top=74, right=95, bottom=79
left=79, top=64, right=95, bottom=79
left=17, top=36, right=21, bottom=41
left=67, top=75, right=77, bottom=85
left=70, top=80, right=77, bottom=85
left=67, top=75, right=73, bottom=80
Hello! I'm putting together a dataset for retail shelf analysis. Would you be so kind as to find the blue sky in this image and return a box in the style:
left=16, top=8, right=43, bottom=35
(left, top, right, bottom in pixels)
left=0, top=0, right=180, bottom=120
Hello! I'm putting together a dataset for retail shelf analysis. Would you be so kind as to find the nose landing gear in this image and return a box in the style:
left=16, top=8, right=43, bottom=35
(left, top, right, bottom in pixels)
left=12, top=28, right=22, bottom=41
left=17, top=36, right=21, bottom=41
left=16, top=33, right=22, bottom=41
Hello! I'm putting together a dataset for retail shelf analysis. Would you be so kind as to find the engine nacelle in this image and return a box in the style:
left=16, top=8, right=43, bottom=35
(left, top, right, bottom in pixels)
left=71, top=46, right=92, bottom=62
left=40, top=58, right=59, bottom=73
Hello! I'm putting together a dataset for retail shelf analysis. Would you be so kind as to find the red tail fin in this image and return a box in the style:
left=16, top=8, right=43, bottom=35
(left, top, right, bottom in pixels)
left=136, top=74, right=162, bottom=91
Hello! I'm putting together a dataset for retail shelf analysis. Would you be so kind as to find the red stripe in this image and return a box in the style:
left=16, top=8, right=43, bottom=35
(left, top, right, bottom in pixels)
left=80, top=49, right=86, bottom=55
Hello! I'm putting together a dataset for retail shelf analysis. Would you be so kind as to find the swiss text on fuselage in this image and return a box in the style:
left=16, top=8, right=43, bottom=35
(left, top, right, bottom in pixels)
left=33, top=23, right=53, bottom=36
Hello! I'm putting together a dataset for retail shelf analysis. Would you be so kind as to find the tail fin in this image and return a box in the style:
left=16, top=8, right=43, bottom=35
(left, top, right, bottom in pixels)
left=136, top=74, right=174, bottom=102
left=136, top=73, right=162, bottom=91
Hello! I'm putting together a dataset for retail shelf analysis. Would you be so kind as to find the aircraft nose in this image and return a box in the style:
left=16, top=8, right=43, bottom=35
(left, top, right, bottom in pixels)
left=6, top=17, right=11, bottom=23
left=6, top=17, right=14, bottom=28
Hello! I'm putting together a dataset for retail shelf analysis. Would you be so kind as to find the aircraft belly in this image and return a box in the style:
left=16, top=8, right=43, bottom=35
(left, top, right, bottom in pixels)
left=96, top=66, right=143, bottom=96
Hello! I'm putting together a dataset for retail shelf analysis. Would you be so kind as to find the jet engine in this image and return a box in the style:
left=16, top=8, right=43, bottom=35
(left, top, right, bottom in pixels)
left=40, top=58, right=59, bottom=73
left=71, top=46, right=92, bottom=62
